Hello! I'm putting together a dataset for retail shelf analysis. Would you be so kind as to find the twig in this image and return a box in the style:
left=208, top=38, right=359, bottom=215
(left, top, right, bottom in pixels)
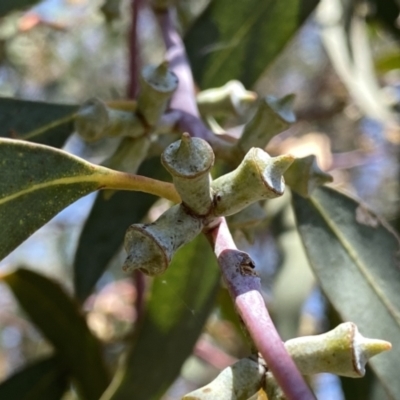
left=207, top=219, right=316, bottom=400
left=128, top=0, right=142, bottom=98
left=156, top=7, right=198, bottom=116
left=128, top=0, right=144, bottom=319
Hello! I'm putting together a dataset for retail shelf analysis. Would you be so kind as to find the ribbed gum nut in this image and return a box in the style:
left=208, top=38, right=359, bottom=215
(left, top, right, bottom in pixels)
left=75, top=98, right=109, bottom=142
left=284, top=155, right=333, bottom=198
left=137, top=62, right=179, bottom=126
left=123, top=204, right=203, bottom=276
left=197, top=80, right=257, bottom=117
left=75, top=98, right=144, bottom=142
left=161, top=133, right=214, bottom=215
left=211, top=148, right=294, bottom=217
left=182, top=358, right=266, bottom=400
left=285, top=322, right=392, bottom=377
left=238, top=94, right=296, bottom=154
left=105, top=108, right=144, bottom=138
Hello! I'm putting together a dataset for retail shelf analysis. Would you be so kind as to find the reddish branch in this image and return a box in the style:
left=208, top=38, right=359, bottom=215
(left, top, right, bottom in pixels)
left=127, top=0, right=142, bottom=98
left=208, top=219, right=315, bottom=400
left=154, top=6, right=316, bottom=399
left=128, top=0, right=145, bottom=318
left=156, top=8, right=198, bottom=116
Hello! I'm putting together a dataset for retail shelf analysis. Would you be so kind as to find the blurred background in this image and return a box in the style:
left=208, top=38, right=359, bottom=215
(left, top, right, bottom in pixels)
left=0, top=0, right=399, bottom=398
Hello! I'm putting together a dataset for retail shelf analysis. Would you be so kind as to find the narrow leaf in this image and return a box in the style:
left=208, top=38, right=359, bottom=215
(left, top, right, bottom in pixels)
left=2, top=269, right=110, bottom=400
left=0, top=138, right=178, bottom=262
left=0, top=356, right=68, bottom=400
left=0, top=98, right=77, bottom=148
left=74, top=157, right=170, bottom=302
left=292, top=187, right=400, bottom=398
left=102, top=234, right=221, bottom=400
left=185, top=0, right=319, bottom=89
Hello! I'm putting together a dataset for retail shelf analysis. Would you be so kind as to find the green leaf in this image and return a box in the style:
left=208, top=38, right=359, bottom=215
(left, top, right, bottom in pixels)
left=0, top=356, right=68, bottom=400
left=0, top=138, right=177, bottom=262
left=185, top=0, right=319, bottom=89
left=2, top=269, right=110, bottom=400
left=0, top=98, right=78, bottom=148
left=74, top=157, right=170, bottom=302
left=292, top=187, right=400, bottom=398
left=102, top=234, right=221, bottom=400
left=0, top=139, right=104, bottom=261
left=375, top=52, right=400, bottom=74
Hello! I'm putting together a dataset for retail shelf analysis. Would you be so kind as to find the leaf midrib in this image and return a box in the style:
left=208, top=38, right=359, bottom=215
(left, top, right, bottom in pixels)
left=310, top=195, right=400, bottom=326
left=0, top=174, right=102, bottom=205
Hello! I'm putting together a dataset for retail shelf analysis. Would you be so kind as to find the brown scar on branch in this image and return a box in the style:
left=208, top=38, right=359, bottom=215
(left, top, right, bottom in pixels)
left=239, top=253, right=258, bottom=276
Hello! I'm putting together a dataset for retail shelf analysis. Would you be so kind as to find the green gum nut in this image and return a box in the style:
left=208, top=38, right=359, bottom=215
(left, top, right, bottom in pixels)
left=211, top=148, right=294, bottom=217
left=75, top=98, right=144, bottom=142
left=182, top=357, right=265, bottom=400
left=238, top=94, right=296, bottom=154
left=197, top=80, right=257, bottom=117
left=137, top=62, right=179, bottom=126
left=75, top=98, right=109, bottom=142
left=284, top=155, right=333, bottom=198
left=162, top=133, right=214, bottom=215
left=123, top=204, right=203, bottom=276
left=285, top=322, right=391, bottom=377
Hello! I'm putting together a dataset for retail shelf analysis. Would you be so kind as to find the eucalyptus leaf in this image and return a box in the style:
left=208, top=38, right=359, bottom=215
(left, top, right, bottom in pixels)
left=101, top=234, right=221, bottom=400
left=185, top=0, right=319, bottom=88
left=0, top=356, right=68, bottom=400
left=292, top=187, right=400, bottom=398
left=0, top=98, right=77, bottom=148
left=0, top=138, right=178, bottom=262
left=2, top=269, right=110, bottom=400
left=74, top=157, right=170, bottom=302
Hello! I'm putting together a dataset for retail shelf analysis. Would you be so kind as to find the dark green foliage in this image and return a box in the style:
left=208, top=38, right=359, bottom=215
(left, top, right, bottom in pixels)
left=185, top=0, right=319, bottom=88
left=0, top=98, right=77, bottom=148
left=0, top=356, right=68, bottom=400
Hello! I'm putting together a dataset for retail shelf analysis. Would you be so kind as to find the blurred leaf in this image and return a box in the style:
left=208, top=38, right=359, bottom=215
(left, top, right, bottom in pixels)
left=375, top=52, right=400, bottom=73
left=0, top=0, right=41, bottom=16
left=0, top=98, right=77, bottom=148
left=369, top=0, right=400, bottom=41
left=217, top=287, right=247, bottom=343
left=102, top=234, right=221, bottom=400
left=74, top=157, right=170, bottom=302
left=0, top=139, right=174, bottom=262
left=292, top=187, right=400, bottom=398
left=340, top=367, right=378, bottom=400
left=2, top=269, right=110, bottom=400
left=185, top=0, right=319, bottom=89
left=284, top=155, right=333, bottom=198
left=0, top=356, right=68, bottom=400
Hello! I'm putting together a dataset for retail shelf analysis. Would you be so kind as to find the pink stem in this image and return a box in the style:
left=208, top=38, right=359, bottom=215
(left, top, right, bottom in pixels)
left=207, top=219, right=315, bottom=400
left=128, top=0, right=145, bottom=320
left=156, top=8, right=199, bottom=116
left=127, top=0, right=142, bottom=98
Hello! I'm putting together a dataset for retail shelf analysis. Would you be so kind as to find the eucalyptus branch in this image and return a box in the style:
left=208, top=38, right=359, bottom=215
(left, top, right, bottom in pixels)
left=155, top=6, right=237, bottom=161
left=152, top=6, right=313, bottom=398
left=128, top=0, right=143, bottom=98
left=156, top=7, right=198, bottom=116
left=206, top=218, right=315, bottom=400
